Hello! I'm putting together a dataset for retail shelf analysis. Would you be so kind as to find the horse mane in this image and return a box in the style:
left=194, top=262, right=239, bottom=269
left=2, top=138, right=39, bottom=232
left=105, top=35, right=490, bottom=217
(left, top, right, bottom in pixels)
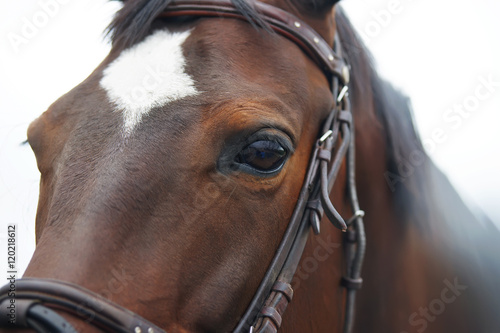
left=335, top=7, right=500, bottom=238
left=335, top=8, right=500, bottom=328
left=335, top=7, right=433, bottom=229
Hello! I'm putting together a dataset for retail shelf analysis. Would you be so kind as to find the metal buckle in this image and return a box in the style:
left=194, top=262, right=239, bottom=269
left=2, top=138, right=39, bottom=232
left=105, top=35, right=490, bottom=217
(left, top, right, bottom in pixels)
left=319, top=130, right=333, bottom=143
left=346, top=210, right=365, bottom=225
left=337, top=86, right=349, bottom=103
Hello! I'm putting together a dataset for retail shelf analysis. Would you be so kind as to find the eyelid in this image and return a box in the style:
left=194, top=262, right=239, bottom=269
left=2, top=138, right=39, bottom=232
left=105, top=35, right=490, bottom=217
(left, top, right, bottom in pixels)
left=217, top=128, right=294, bottom=177
left=246, top=129, right=295, bottom=155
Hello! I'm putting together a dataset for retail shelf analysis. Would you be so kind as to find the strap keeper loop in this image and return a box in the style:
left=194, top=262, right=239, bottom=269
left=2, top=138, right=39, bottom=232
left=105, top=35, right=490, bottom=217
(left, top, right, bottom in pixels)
left=318, top=149, right=331, bottom=163
left=260, top=306, right=283, bottom=329
left=338, top=110, right=352, bottom=124
left=306, top=199, right=321, bottom=213
left=272, top=281, right=294, bottom=302
left=341, top=276, right=363, bottom=290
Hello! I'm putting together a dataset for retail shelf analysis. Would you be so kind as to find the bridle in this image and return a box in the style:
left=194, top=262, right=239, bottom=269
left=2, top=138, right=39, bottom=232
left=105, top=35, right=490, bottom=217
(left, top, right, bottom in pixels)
left=0, top=1, right=366, bottom=332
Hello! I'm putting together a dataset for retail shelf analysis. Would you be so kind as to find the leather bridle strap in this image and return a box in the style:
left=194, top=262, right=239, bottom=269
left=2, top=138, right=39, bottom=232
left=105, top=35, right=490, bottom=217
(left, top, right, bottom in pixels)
left=245, top=37, right=366, bottom=333
left=0, top=279, right=165, bottom=333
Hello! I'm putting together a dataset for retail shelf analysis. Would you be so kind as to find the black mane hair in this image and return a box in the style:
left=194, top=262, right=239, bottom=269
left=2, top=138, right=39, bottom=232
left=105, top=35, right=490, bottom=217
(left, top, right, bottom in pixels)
left=335, top=7, right=433, bottom=228
left=336, top=6, right=495, bottom=236
left=107, top=0, right=267, bottom=49
left=335, top=9, right=500, bottom=328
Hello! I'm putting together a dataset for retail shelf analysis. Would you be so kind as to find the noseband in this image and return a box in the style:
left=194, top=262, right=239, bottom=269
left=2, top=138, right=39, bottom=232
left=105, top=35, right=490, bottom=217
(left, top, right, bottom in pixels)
left=0, top=1, right=365, bottom=332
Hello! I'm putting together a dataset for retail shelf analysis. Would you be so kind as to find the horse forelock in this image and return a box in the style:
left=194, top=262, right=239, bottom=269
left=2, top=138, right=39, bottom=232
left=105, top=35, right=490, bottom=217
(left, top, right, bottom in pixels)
left=107, top=0, right=267, bottom=50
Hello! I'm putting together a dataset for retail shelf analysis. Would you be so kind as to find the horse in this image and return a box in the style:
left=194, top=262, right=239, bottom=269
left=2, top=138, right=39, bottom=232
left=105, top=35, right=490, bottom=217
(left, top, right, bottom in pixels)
left=1, top=0, right=500, bottom=332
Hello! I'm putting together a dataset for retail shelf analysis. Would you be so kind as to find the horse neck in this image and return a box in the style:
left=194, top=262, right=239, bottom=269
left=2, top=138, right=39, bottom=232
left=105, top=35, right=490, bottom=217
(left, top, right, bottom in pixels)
left=277, top=83, right=454, bottom=332
left=337, top=82, right=485, bottom=332
left=279, top=9, right=499, bottom=331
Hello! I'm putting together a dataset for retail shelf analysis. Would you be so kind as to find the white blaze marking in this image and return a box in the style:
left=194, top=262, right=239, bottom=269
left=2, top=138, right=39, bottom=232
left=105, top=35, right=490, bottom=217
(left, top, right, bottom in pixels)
left=100, top=29, right=198, bottom=133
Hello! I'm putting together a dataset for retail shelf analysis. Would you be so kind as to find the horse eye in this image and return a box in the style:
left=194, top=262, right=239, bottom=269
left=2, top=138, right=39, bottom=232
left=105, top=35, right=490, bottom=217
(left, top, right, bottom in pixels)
left=236, top=140, right=287, bottom=172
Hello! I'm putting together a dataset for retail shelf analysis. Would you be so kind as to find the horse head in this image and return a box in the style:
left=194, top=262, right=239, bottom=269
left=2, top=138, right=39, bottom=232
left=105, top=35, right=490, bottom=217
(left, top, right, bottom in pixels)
left=6, top=0, right=500, bottom=332
left=21, top=0, right=361, bottom=331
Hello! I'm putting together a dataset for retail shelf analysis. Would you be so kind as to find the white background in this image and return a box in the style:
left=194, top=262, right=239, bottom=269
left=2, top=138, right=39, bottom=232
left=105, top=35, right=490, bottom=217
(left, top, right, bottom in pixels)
left=1, top=0, right=499, bottom=275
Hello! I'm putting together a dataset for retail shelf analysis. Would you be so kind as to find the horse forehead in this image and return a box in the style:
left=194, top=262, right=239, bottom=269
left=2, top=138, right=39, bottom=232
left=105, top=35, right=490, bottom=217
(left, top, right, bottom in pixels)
left=99, top=29, right=199, bottom=135
left=98, top=21, right=325, bottom=138
left=184, top=19, right=321, bottom=108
